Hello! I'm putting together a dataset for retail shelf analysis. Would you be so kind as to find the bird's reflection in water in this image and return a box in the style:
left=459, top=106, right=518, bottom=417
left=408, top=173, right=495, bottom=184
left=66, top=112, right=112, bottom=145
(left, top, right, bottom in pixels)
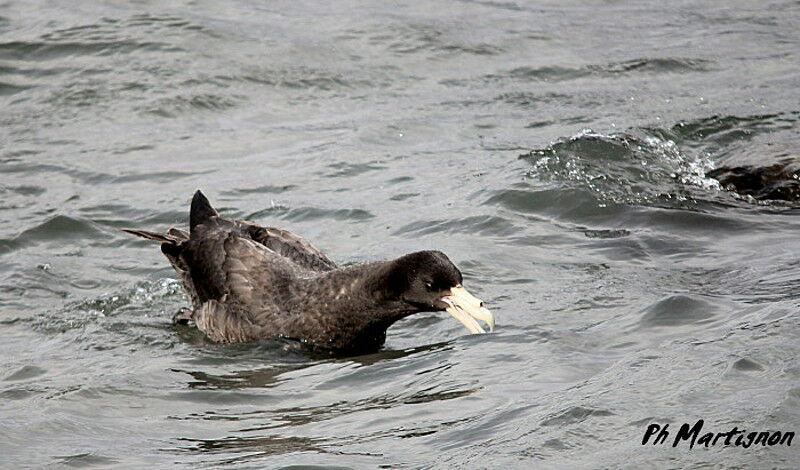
left=176, top=365, right=300, bottom=390
left=173, top=338, right=456, bottom=390
left=173, top=434, right=337, bottom=467
left=169, top=339, right=479, bottom=461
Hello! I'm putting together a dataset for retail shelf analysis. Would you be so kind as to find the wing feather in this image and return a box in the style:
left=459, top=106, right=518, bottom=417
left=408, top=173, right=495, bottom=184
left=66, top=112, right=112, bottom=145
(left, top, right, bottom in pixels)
left=242, top=223, right=337, bottom=272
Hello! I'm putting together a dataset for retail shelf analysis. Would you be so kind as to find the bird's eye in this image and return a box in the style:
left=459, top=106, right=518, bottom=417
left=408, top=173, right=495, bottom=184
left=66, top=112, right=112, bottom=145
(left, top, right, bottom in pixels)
left=425, top=282, right=433, bottom=290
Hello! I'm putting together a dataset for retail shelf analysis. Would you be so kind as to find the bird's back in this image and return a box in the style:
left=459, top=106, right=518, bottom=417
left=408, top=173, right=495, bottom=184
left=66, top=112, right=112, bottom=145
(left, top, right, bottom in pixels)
left=181, top=191, right=337, bottom=308
left=126, top=191, right=337, bottom=314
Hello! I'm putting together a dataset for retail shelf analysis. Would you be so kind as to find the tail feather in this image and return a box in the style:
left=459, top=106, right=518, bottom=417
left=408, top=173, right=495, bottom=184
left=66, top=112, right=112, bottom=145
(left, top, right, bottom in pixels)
left=167, top=227, right=190, bottom=242
left=122, top=226, right=197, bottom=307
left=122, top=228, right=175, bottom=243
left=190, top=190, right=218, bottom=233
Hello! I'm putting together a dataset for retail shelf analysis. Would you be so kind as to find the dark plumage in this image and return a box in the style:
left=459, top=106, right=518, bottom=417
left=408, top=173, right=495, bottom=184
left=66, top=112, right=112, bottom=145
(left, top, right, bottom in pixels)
left=124, top=191, right=494, bottom=353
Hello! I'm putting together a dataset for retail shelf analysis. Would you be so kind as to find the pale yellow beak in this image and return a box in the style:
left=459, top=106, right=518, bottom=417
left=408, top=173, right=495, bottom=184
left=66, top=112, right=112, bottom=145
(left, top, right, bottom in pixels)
left=442, top=285, right=495, bottom=334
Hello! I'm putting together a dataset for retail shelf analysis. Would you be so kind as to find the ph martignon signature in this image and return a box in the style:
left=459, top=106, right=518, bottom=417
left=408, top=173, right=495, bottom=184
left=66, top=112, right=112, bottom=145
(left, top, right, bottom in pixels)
left=642, top=420, right=794, bottom=449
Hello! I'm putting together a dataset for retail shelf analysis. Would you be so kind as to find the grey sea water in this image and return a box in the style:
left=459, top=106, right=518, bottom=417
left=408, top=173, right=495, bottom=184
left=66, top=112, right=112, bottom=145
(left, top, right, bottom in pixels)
left=1, top=1, right=799, bottom=468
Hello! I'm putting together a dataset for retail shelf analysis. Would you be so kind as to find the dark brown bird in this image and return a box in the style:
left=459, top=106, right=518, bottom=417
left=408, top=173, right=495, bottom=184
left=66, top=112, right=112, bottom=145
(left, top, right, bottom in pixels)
left=124, top=191, right=494, bottom=353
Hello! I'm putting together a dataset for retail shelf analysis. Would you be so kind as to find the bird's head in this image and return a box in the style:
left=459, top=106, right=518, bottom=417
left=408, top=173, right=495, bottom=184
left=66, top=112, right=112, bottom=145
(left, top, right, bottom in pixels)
left=386, top=250, right=495, bottom=334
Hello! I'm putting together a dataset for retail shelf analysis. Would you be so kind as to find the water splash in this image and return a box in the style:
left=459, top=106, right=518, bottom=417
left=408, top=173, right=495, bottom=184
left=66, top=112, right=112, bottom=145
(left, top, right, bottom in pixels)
left=31, top=278, right=185, bottom=336
left=522, top=128, right=721, bottom=208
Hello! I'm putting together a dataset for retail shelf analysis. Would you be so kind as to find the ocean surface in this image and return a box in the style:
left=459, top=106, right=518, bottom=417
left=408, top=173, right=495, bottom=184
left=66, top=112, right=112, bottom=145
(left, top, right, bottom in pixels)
left=1, top=1, right=799, bottom=468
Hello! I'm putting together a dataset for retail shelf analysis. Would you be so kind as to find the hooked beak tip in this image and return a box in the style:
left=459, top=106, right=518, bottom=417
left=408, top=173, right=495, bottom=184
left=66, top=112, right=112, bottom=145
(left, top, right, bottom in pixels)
left=443, top=286, right=495, bottom=335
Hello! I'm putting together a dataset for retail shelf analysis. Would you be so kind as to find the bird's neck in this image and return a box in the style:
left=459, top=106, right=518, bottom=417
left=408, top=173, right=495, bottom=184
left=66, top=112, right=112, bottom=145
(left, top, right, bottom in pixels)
left=286, top=260, right=417, bottom=351
left=302, top=260, right=412, bottom=317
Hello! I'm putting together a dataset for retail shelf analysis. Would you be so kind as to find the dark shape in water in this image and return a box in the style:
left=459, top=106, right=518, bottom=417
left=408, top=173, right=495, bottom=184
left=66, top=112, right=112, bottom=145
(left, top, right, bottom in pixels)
left=123, top=191, right=494, bottom=353
left=708, top=160, right=800, bottom=201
